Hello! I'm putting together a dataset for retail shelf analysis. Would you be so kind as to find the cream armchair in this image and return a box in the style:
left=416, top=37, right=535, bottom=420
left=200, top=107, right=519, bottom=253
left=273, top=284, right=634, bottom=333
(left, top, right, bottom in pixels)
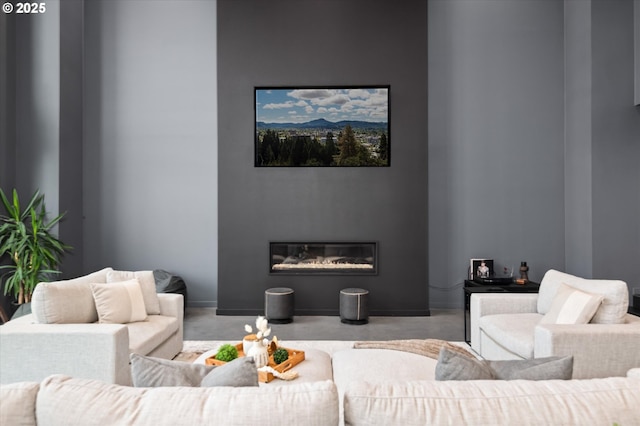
left=470, top=269, right=640, bottom=378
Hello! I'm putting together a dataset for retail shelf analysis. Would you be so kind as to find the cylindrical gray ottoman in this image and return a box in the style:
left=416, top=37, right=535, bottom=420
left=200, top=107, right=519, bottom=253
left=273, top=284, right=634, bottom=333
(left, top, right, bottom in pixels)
left=265, top=287, right=294, bottom=324
left=340, top=288, right=369, bottom=325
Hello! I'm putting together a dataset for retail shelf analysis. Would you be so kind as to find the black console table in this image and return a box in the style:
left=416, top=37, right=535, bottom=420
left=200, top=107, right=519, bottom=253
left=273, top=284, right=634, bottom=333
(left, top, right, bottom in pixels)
left=463, top=279, right=540, bottom=344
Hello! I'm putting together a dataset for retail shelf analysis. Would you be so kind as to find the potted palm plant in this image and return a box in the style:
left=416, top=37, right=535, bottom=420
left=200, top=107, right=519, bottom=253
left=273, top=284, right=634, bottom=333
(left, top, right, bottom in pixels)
left=0, top=188, right=71, bottom=305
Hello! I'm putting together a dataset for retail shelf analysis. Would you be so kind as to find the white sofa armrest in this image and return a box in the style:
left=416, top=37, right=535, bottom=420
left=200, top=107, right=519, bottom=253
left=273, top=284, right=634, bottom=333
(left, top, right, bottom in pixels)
left=470, top=293, right=538, bottom=352
left=157, top=293, right=183, bottom=319
left=535, top=315, right=640, bottom=379
left=0, top=320, right=131, bottom=385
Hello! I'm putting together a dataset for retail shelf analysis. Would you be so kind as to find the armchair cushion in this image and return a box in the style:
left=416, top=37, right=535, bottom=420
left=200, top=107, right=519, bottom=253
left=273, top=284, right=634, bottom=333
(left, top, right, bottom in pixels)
left=539, top=283, right=603, bottom=325
left=478, top=313, right=542, bottom=358
left=31, top=267, right=113, bottom=324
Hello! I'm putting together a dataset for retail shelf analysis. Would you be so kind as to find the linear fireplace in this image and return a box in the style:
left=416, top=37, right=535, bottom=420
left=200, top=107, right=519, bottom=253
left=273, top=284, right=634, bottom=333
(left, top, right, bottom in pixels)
left=270, top=242, right=377, bottom=275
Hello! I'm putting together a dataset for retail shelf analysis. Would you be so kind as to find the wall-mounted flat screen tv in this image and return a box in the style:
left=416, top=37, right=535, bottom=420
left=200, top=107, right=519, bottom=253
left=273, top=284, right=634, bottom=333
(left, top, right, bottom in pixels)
left=255, top=86, right=390, bottom=167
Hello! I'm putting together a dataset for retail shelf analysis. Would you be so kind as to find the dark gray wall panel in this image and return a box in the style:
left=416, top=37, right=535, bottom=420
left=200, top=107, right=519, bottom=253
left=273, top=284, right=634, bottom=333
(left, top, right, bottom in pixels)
left=217, top=0, right=429, bottom=315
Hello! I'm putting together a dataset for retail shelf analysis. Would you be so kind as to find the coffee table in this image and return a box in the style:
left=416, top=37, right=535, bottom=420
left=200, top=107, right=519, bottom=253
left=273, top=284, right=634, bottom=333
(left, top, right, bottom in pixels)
left=193, top=340, right=351, bottom=386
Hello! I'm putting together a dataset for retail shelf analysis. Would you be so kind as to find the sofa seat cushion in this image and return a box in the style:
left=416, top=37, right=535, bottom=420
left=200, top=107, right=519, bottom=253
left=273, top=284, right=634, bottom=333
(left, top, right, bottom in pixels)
left=36, top=375, right=339, bottom=425
left=343, top=377, right=640, bottom=426
left=128, top=315, right=179, bottom=355
left=332, top=348, right=439, bottom=386
left=479, top=313, right=542, bottom=359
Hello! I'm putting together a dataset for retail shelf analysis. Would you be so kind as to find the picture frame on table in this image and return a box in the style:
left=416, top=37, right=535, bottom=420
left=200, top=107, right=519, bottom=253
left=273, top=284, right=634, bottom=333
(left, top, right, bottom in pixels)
left=470, top=258, right=494, bottom=280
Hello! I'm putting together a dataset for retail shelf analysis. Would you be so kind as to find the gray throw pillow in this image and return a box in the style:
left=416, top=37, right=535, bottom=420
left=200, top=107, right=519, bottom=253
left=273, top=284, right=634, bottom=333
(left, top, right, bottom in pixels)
left=435, top=348, right=574, bottom=381
left=130, top=353, right=215, bottom=387
left=435, top=348, right=494, bottom=380
left=488, top=356, right=573, bottom=380
left=200, top=357, right=259, bottom=387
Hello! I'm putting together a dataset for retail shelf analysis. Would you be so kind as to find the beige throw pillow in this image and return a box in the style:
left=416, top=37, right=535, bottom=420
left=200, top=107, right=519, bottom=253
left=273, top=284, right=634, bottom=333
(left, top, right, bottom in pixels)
left=107, top=270, right=161, bottom=315
left=91, top=279, right=147, bottom=324
left=540, top=282, right=604, bottom=324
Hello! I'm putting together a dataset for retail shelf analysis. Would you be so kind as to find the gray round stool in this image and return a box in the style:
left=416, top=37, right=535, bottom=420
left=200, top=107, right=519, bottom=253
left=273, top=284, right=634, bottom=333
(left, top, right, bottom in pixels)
left=340, top=288, right=369, bottom=325
left=265, top=287, right=294, bottom=324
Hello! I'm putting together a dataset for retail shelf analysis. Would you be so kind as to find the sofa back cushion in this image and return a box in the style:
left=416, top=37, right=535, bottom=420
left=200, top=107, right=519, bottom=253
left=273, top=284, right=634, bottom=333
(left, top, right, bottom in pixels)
left=31, top=267, right=113, bottom=324
left=107, top=270, right=161, bottom=315
left=537, top=269, right=629, bottom=324
left=37, top=375, right=339, bottom=425
left=0, top=381, right=39, bottom=426
left=343, top=378, right=640, bottom=425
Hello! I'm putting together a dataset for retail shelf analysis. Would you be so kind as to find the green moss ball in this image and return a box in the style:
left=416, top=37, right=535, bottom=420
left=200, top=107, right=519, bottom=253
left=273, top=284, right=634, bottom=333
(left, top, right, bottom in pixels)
left=215, top=344, right=239, bottom=362
left=273, top=348, right=289, bottom=364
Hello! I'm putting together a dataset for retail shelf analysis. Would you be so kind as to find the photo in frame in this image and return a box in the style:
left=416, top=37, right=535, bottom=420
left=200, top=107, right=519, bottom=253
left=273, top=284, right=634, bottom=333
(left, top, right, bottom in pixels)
left=470, top=258, right=494, bottom=280
left=255, top=86, right=390, bottom=167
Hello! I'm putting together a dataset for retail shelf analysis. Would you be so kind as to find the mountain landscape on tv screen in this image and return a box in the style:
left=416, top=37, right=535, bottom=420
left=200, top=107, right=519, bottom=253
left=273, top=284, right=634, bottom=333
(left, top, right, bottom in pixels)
left=257, top=118, right=387, bottom=131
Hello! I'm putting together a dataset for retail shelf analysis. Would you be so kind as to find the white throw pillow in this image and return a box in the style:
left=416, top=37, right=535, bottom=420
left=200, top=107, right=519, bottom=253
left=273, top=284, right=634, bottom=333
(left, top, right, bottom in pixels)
left=537, top=269, right=629, bottom=324
left=540, top=282, right=604, bottom=324
left=107, top=270, right=161, bottom=315
left=91, top=279, right=148, bottom=324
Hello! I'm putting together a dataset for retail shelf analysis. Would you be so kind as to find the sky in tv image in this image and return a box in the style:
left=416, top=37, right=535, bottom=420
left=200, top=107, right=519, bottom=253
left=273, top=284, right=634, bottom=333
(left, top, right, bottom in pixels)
left=255, top=87, right=390, bottom=167
left=257, top=87, right=388, bottom=124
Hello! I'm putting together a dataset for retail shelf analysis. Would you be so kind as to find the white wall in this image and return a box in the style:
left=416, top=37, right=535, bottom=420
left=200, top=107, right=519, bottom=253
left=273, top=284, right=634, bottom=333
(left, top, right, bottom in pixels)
left=83, top=0, right=218, bottom=306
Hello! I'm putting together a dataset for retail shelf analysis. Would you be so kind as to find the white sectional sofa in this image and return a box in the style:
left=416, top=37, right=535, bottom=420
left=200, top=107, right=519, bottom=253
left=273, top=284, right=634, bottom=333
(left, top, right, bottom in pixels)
left=1, top=349, right=639, bottom=426
left=0, top=268, right=183, bottom=385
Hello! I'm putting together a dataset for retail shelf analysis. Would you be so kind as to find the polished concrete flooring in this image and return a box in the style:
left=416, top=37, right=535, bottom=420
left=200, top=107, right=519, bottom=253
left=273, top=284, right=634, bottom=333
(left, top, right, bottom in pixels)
left=183, top=308, right=465, bottom=342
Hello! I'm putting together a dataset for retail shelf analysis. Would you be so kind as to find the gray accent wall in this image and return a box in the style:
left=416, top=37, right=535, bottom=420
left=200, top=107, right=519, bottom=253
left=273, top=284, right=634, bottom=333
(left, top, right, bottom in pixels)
left=589, top=0, right=640, bottom=291
left=428, top=0, right=566, bottom=307
left=217, top=0, right=429, bottom=315
left=83, top=0, right=218, bottom=306
left=565, top=0, right=594, bottom=276
left=565, top=0, right=640, bottom=297
left=633, top=0, right=640, bottom=105
left=429, top=0, right=639, bottom=308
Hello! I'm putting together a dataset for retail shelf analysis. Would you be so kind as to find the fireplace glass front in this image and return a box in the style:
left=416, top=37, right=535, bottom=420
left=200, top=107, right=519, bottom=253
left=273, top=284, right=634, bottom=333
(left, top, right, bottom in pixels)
left=270, top=242, right=377, bottom=275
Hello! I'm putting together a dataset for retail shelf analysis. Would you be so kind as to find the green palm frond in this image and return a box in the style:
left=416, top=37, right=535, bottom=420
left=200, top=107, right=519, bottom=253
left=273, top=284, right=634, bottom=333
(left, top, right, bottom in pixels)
left=0, top=188, right=72, bottom=303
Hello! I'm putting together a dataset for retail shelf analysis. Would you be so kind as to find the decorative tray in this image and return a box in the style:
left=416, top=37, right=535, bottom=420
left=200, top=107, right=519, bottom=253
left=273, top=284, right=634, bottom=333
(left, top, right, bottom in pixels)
left=204, top=343, right=305, bottom=383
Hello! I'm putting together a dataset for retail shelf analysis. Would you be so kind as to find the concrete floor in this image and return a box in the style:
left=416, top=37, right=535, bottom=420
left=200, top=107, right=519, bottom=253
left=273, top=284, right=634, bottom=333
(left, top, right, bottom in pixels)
left=183, top=308, right=465, bottom=342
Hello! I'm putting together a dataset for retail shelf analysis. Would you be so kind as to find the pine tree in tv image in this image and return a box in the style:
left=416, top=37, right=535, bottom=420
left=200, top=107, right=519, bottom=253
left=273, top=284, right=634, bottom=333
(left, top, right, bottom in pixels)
left=255, top=87, right=390, bottom=167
